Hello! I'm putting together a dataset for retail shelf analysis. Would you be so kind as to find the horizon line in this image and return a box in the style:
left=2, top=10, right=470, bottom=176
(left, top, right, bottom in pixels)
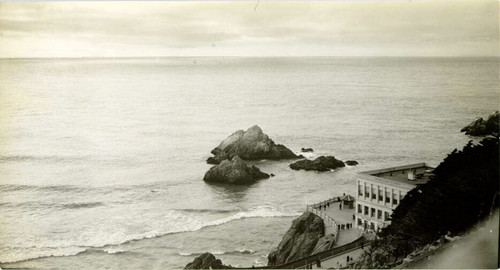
left=2, top=55, right=500, bottom=60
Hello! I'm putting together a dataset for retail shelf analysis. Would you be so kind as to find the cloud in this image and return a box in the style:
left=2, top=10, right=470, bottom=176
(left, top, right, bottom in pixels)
left=0, top=1, right=497, bottom=57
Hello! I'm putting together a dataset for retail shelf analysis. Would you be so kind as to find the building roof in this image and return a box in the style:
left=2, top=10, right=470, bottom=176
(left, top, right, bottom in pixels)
left=358, top=163, right=434, bottom=189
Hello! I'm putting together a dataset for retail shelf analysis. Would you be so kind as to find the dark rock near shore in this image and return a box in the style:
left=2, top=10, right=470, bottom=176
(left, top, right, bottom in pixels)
left=206, top=125, right=299, bottom=164
left=267, top=211, right=325, bottom=266
left=461, top=111, right=499, bottom=136
left=184, top=252, right=232, bottom=269
left=289, top=156, right=345, bottom=172
left=203, top=156, right=270, bottom=185
left=301, top=148, right=314, bottom=152
left=345, top=160, right=359, bottom=166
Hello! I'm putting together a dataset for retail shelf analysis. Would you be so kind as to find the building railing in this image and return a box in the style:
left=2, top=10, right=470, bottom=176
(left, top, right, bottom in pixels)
left=306, top=196, right=344, bottom=241
left=307, top=207, right=339, bottom=241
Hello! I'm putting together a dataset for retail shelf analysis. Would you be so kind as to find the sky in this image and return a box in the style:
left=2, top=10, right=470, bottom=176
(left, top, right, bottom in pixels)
left=0, top=1, right=498, bottom=58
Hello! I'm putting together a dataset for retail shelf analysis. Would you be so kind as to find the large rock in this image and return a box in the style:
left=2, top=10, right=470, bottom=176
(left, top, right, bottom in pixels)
left=289, top=156, right=345, bottom=172
left=203, top=156, right=270, bottom=185
left=184, top=252, right=232, bottom=269
left=267, top=211, right=325, bottom=266
left=207, top=125, right=299, bottom=164
left=461, top=111, right=499, bottom=136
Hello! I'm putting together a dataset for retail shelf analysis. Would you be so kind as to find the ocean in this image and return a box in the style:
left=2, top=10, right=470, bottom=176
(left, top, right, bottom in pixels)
left=0, top=57, right=498, bottom=269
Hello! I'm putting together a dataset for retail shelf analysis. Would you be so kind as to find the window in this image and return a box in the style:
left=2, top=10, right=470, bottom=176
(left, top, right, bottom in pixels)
left=372, top=193, right=376, bottom=199
left=358, top=218, right=362, bottom=226
left=385, top=196, right=390, bottom=203
left=377, top=210, right=382, bottom=219
left=357, top=204, right=362, bottom=213
left=364, top=206, right=369, bottom=215
left=378, top=190, right=383, bottom=201
left=370, top=207, right=375, bottom=217
left=393, top=199, right=398, bottom=205
left=358, top=184, right=363, bottom=196
left=384, top=211, right=390, bottom=221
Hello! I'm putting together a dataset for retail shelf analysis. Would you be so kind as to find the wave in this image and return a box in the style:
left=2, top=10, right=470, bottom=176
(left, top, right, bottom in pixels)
left=0, top=155, right=89, bottom=163
left=175, top=208, right=237, bottom=214
left=63, top=202, right=105, bottom=209
left=0, top=184, right=90, bottom=193
left=0, top=205, right=299, bottom=264
left=0, top=201, right=105, bottom=210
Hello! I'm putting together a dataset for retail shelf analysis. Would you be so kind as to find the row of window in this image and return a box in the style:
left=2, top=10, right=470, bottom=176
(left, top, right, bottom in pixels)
left=358, top=185, right=400, bottom=205
left=357, top=204, right=391, bottom=221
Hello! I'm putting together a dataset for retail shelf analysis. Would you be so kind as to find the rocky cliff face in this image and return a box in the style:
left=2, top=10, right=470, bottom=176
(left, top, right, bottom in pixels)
left=289, top=156, right=345, bottom=172
left=207, top=125, right=299, bottom=164
left=267, top=211, right=325, bottom=266
left=312, top=234, right=336, bottom=254
left=184, top=252, right=232, bottom=269
left=461, top=111, right=499, bottom=136
left=203, top=155, right=270, bottom=185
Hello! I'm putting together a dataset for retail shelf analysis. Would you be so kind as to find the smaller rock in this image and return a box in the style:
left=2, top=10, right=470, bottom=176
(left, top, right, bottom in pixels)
left=289, top=156, right=345, bottom=172
left=301, top=148, right=314, bottom=152
left=345, top=160, right=359, bottom=166
left=184, top=252, right=232, bottom=269
left=203, top=156, right=270, bottom=185
left=270, top=173, right=275, bottom=177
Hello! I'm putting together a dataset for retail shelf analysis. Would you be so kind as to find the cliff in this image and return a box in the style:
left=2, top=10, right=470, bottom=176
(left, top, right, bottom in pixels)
left=267, top=211, right=325, bottom=266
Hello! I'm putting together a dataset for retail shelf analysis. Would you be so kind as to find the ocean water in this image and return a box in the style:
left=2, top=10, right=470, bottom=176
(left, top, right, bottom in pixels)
left=0, top=57, right=498, bottom=269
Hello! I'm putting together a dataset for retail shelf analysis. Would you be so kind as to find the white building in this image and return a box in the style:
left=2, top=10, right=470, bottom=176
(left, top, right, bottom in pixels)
left=355, top=163, right=434, bottom=232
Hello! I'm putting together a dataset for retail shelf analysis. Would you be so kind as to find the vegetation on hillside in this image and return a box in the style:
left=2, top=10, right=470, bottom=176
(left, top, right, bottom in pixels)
left=357, top=136, right=499, bottom=268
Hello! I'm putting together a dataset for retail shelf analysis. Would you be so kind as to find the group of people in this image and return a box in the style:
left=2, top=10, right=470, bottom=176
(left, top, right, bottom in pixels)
left=337, top=222, right=354, bottom=230
left=318, top=201, right=331, bottom=210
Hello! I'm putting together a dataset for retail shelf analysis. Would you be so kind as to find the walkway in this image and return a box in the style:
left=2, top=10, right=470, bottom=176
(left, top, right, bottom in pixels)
left=308, top=196, right=362, bottom=247
left=313, top=246, right=365, bottom=269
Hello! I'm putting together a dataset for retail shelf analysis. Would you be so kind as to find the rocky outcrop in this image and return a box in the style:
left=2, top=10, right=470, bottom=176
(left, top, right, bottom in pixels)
left=461, top=111, right=499, bottom=136
left=345, top=160, right=359, bottom=166
left=312, top=234, right=336, bottom=254
left=289, top=156, right=345, bottom=172
left=184, top=252, right=232, bottom=269
left=207, top=125, right=299, bottom=164
left=301, top=148, right=314, bottom=152
left=203, top=156, right=270, bottom=185
left=267, top=211, right=325, bottom=266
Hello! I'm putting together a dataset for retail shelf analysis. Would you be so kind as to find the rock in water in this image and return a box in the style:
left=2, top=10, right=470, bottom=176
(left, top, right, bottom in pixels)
left=267, top=211, right=325, bottom=266
left=184, top=252, right=232, bottom=269
left=203, top=156, right=270, bottom=185
left=345, top=160, right=359, bottom=166
left=206, top=125, right=299, bottom=164
left=301, top=148, right=314, bottom=152
left=461, top=111, right=499, bottom=136
left=289, top=156, right=345, bottom=172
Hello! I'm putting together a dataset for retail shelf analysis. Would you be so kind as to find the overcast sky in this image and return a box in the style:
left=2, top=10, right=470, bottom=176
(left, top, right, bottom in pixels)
left=0, top=1, right=498, bottom=58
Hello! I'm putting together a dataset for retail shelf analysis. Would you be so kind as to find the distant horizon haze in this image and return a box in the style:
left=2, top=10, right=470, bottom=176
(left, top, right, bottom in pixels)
left=0, top=1, right=497, bottom=58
